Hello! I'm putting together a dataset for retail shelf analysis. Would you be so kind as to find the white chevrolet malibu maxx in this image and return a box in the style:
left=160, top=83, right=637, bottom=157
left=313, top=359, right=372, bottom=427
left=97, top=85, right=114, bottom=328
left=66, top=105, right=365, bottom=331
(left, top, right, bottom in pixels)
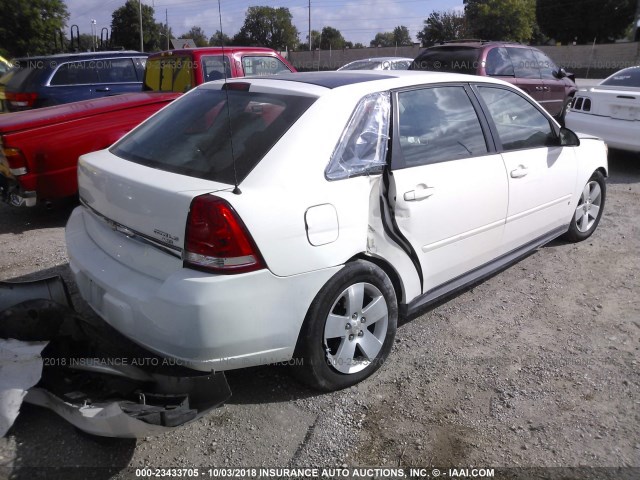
left=66, top=71, right=608, bottom=391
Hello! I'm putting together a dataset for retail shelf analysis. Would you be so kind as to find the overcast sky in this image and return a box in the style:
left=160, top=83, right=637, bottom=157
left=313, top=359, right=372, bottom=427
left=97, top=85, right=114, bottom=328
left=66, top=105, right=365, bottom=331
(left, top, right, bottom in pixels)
left=65, top=0, right=465, bottom=46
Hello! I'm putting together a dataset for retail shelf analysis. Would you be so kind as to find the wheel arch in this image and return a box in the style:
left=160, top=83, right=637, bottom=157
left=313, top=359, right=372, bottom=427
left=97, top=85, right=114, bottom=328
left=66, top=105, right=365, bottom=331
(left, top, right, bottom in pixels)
left=348, top=253, right=405, bottom=307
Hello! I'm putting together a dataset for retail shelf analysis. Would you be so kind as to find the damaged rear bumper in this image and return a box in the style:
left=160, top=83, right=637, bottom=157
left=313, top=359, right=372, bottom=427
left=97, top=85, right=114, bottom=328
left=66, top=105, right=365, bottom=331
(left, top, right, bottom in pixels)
left=0, top=276, right=231, bottom=438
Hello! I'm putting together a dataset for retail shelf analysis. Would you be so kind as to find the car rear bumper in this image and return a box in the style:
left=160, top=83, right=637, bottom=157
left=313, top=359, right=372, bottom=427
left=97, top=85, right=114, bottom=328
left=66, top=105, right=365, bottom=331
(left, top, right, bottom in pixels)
left=566, top=111, right=639, bottom=153
left=66, top=206, right=340, bottom=372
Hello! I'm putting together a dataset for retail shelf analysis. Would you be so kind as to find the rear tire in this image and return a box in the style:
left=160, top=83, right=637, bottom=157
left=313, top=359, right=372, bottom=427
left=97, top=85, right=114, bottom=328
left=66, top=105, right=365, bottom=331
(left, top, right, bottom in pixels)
left=292, top=260, right=397, bottom=391
left=563, top=171, right=606, bottom=242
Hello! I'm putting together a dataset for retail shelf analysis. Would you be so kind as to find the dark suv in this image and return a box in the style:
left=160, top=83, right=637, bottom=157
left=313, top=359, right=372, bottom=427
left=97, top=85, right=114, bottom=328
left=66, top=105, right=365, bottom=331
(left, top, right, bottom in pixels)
left=411, top=41, right=577, bottom=120
left=0, top=51, right=147, bottom=112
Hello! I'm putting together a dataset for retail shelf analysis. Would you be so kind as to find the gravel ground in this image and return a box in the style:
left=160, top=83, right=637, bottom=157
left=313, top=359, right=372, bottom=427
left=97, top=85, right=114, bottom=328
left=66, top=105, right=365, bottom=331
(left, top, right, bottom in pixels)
left=0, top=150, right=638, bottom=479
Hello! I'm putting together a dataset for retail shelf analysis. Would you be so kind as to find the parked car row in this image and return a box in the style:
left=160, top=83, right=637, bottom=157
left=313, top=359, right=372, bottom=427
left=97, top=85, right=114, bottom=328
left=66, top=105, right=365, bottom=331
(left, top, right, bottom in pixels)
left=0, top=47, right=295, bottom=206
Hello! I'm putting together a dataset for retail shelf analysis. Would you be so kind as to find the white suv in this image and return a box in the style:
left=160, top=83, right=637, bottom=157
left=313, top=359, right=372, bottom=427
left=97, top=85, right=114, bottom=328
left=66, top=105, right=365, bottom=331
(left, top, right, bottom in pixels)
left=66, top=71, right=608, bottom=391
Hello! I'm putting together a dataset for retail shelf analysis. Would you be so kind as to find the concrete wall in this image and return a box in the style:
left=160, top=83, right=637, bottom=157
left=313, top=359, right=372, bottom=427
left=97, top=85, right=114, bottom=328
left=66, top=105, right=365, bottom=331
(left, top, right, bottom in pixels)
left=288, top=42, right=640, bottom=78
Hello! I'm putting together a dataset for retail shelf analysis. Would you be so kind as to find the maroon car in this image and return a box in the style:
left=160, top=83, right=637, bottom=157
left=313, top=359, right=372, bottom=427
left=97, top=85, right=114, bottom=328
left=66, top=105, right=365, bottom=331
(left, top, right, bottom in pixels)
left=411, top=41, right=577, bottom=121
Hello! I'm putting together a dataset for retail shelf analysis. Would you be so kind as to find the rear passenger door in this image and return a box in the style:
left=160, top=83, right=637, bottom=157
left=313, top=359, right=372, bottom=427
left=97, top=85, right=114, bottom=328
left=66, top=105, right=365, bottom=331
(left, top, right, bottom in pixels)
left=47, top=60, right=100, bottom=106
left=389, top=84, right=508, bottom=293
left=94, top=57, right=144, bottom=96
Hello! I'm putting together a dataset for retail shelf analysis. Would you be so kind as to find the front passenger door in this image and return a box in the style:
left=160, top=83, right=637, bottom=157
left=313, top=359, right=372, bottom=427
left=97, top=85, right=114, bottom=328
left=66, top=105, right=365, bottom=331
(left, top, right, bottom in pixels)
left=389, top=85, right=508, bottom=294
left=476, top=86, right=577, bottom=252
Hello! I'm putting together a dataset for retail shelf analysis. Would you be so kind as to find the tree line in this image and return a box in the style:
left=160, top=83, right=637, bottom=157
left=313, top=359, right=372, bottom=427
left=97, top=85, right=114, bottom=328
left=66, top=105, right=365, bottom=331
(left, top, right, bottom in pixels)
left=0, top=0, right=636, bottom=58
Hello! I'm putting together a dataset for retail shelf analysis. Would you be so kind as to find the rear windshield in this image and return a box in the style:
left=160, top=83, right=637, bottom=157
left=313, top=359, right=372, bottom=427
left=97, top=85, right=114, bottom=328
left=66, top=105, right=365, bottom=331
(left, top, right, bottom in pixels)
left=2, top=61, right=44, bottom=90
left=411, top=47, right=481, bottom=75
left=601, top=67, right=640, bottom=87
left=111, top=87, right=316, bottom=184
left=341, top=60, right=383, bottom=70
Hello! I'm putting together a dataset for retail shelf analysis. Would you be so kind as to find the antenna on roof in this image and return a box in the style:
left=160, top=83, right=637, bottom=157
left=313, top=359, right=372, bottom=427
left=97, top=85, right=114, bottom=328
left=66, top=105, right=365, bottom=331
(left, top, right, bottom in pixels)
left=217, top=0, right=241, bottom=194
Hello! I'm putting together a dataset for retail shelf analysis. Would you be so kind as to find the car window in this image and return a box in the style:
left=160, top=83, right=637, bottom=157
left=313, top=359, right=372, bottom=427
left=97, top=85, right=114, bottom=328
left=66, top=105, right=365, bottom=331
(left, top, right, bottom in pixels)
left=505, top=47, right=540, bottom=79
left=411, top=47, right=480, bottom=74
left=111, top=88, right=316, bottom=185
left=241, top=56, right=290, bottom=76
left=326, top=92, right=390, bottom=180
left=601, top=67, right=640, bottom=87
left=144, top=56, right=193, bottom=92
left=477, top=86, right=554, bottom=151
left=201, top=55, right=231, bottom=82
left=95, top=58, right=138, bottom=83
left=134, top=57, right=146, bottom=80
left=50, top=61, right=98, bottom=85
left=485, top=47, right=514, bottom=76
left=532, top=50, right=558, bottom=80
left=394, top=86, right=488, bottom=168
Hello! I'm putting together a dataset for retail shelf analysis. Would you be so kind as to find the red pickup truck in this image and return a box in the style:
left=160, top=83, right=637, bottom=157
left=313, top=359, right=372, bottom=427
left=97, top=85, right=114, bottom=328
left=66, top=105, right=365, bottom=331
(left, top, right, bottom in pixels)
left=0, top=47, right=295, bottom=207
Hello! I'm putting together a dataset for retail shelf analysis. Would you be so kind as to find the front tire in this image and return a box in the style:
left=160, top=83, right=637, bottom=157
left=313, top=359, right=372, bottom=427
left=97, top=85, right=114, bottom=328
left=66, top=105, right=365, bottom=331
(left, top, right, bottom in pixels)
left=563, top=170, right=606, bottom=242
left=293, top=260, right=397, bottom=391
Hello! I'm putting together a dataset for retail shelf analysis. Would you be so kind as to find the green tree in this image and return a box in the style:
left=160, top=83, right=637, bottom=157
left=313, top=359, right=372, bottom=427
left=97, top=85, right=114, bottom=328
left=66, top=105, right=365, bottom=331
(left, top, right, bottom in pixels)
left=301, top=29, right=321, bottom=50
left=320, top=26, right=346, bottom=49
left=352, top=42, right=365, bottom=49
left=393, top=26, right=413, bottom=46
left=209, top=30, right=231, bottom=46
left=0, top=0, right=69, bottom=57
left=537, top=0, right=635, bottom=44
left=463, top=0, right=536, bottom=43
left=369, top=32, right=395, bottom=47
left=180, top=26, right=208, bottom=47
left=111, top=0, right=162, bottom=51
left=232, top=6, right=299, bottom=50
left=417, top=10, right=468, bottom=46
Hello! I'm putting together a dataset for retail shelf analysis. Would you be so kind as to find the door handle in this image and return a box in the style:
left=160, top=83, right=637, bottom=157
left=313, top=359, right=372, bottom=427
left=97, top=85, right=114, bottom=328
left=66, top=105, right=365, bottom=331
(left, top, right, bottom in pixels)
left=95, top=87, right=111, bottom=92
left=510, top=166, right=528, bottom=178
left=404, top=185, right=434, bottom=201
left=535, top=86, right=543, bottom=91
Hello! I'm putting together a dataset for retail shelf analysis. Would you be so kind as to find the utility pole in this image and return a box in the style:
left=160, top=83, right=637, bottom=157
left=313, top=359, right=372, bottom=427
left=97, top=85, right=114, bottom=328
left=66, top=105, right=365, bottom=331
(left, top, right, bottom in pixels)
left=166, top=8, right=170, bottom=50
left=139, top=0, right=144, bottom=52
left=308, top=0, right=311, bottom=51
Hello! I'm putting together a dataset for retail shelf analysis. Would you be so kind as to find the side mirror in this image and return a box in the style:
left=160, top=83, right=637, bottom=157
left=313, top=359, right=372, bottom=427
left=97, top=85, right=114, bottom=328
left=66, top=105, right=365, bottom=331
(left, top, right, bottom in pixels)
left=559, top=127, right=580, bottom=147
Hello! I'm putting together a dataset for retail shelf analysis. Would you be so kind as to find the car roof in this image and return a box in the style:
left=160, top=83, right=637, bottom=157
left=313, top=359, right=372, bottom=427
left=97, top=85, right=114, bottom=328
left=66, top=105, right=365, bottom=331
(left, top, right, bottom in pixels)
left=149, top=47, right=279, bottom=58
left=427, top=41, right=526, bottom=49
left=217, top=70, right=511, bottom=95
left=14, top=51, right=145, bottom=61
left=345, top=57, right=414, bottom=62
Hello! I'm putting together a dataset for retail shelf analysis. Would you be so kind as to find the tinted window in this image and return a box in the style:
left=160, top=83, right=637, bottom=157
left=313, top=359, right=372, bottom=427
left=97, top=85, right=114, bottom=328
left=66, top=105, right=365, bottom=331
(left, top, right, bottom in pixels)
left=395, top=86, right=488, bottom=168
left=505, top=47, right=540, bottom=79
left=478, top=86, right=554, bottom=151
left=50, top=61, right=98, bottom=85
left=201, top=55, right=231, bottom=82
left=532, top=50, right=557, bottom=80
left=111, top=88, right=316, bottom=184
left=485, top=47, right=514, bottom=76
left=601, top=67, right=640, bottom=87
left=96, top=58, right=138, bottom=83
left=242, top=56, right=290, bottom=76
left=411, top=47, right=481, bottom=75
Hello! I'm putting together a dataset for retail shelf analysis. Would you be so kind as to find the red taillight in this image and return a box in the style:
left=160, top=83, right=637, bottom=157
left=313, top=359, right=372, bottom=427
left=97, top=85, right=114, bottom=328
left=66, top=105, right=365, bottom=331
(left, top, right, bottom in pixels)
left=6, top=92, right=38, bottom=109
left=2, top=146, right=27, bottom=175
left=184, top=195, right=265, bottom=274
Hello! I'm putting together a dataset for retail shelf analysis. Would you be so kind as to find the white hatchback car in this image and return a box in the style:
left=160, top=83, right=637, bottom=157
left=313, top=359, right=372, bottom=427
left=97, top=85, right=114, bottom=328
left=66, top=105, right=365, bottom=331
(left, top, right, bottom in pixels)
left=66, top=71, right=608, bottom=391
left=566, top=66, right=640, bottom=152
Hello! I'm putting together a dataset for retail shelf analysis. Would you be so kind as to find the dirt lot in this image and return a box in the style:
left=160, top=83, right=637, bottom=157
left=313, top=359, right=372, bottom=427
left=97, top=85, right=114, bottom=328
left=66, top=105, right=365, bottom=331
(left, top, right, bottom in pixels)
left=0, top=150, right=638, bottom=479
